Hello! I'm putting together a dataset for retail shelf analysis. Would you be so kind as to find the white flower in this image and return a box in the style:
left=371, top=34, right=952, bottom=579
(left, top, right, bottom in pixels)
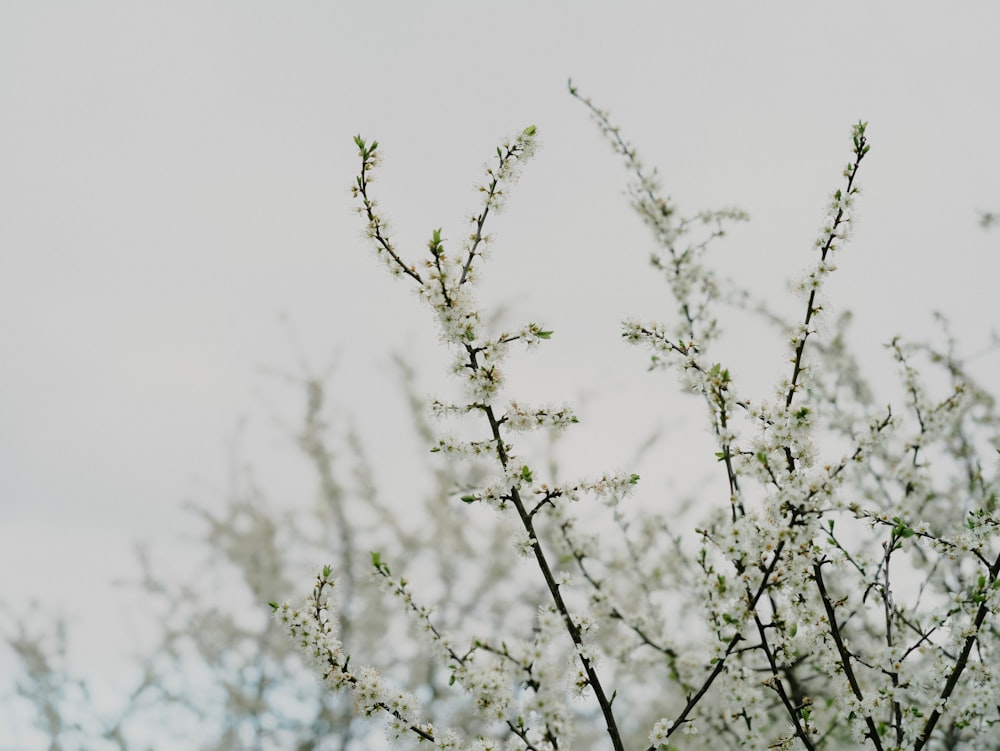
left=649, top=717, right=674, bottom=746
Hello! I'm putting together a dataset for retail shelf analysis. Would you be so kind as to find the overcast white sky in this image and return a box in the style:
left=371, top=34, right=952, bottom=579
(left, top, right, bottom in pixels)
left=2, top=0, right=999, bottom=731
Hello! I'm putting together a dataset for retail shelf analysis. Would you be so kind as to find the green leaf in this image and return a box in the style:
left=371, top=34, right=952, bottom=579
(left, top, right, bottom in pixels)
left=628, top=473, right=640, bottom=485
left=370, top=551, right=382, bottom=568
left=891, top=516, right=915, bottom=538
left=536, top=329, right=553, bottom=339
left=322, top=564, right=332, bottom=578
left=268, top=601, right=279, bottom=610
left=520, top=465, right=533, bottom=483
left=428, top=228, right=444, bottom=256
left=461, top=494, right=478, bottom=504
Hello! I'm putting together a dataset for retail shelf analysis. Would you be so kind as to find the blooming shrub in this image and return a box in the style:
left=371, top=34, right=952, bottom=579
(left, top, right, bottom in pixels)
left=5, top=85, right=997, bottom=751
left=270, top=84, right=1000, bottom=751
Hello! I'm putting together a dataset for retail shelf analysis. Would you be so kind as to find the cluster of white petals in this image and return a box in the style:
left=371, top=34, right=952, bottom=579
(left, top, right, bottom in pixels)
left=501, top=401, right=577, bottom=432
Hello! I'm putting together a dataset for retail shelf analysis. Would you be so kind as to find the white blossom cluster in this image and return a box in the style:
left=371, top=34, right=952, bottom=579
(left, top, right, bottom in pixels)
left=269, top=569, right=350, bottom=691
left=500, top=400, right=578, bottom=433
left=272, top=568, right=463, bottom=746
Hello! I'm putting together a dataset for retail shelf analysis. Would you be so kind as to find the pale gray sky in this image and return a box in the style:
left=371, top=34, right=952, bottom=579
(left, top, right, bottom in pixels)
left=2, top=0, right=999, bottom=732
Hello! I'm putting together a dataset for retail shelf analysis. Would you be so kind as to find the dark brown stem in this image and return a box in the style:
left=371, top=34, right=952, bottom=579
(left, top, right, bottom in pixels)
left=813, top=561, right=885, bottom=751
left=914, top=550, right=1000, bottom=750
left=475, top=375, right=625, bottom=751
